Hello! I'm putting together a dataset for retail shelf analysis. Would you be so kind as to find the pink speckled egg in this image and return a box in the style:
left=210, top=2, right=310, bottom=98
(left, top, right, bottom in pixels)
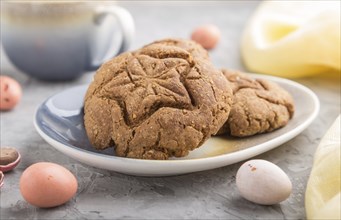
left=20, top=162, right=78, bottom=208
left=191, top=24, right=221, bottom=49
left=0, top=171, right=4, bottom=188
left=0, top=76, right=22, bottom=110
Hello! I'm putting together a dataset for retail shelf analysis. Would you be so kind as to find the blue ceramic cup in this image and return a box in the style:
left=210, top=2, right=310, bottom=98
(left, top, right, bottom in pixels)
left=1, top=1, right=134, bottom=81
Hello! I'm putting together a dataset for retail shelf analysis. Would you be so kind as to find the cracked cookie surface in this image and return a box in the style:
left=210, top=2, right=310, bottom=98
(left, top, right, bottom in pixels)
left=218, top=69, right=294, bottom=137
left=84, top=39, right=233, bottom=160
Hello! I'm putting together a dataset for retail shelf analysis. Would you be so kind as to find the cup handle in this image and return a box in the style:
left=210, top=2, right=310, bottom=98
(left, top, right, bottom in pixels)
left=87, top=5, right=135, bottom=71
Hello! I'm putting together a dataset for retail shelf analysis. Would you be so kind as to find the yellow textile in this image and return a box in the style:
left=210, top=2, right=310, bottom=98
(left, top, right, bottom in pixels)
left=305, top=115, right=341, bottom=219
left=241, top=1, right=341, bottom=78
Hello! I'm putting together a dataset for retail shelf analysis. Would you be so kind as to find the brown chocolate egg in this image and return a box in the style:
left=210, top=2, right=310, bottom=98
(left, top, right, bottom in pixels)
left=191, top=24, right=221, bottom=49
left=0, top=147, right=21, bottom=172
left=0, top=76, right=22, bottom=110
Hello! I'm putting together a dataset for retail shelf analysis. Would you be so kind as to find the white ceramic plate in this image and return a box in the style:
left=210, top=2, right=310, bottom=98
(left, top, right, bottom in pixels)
left=34, top=74, right=319, bottom=176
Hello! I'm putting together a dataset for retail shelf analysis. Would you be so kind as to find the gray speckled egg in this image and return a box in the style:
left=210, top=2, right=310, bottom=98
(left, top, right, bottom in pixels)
left=236, top=159, right=292, bottom=205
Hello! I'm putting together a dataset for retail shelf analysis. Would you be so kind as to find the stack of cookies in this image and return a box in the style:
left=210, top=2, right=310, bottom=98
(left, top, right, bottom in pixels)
left=84, top=39, right=294, bottom=160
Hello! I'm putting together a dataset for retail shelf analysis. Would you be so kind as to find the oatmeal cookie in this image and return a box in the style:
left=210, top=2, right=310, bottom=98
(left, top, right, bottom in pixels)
left=84, top=39, right=233, bottom=159
left=218, top=69, right=294, bottom=137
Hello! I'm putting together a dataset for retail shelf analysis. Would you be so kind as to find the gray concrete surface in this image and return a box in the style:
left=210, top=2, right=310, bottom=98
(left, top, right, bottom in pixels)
left=1, top=1, right=340, bottom=219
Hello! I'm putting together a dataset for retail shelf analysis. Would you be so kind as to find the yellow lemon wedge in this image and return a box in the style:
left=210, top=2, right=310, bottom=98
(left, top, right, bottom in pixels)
left=241, top=1, right=341, bottom=78
left=305, top=115, right=340, bottom=219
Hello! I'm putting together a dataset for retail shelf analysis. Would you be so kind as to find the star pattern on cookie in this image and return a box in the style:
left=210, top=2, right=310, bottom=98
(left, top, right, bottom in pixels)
left=100, top=55, right=192, bottom=124
left=130, top=56, right=191, bottom=99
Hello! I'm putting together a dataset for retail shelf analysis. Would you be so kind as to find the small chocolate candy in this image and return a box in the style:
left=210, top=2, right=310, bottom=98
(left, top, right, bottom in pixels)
left=0, top=147, right=21, bottom=172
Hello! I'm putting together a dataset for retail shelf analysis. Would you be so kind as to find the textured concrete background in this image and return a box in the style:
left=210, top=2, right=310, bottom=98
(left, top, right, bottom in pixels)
left=1, top=1, right=340, bottom=219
